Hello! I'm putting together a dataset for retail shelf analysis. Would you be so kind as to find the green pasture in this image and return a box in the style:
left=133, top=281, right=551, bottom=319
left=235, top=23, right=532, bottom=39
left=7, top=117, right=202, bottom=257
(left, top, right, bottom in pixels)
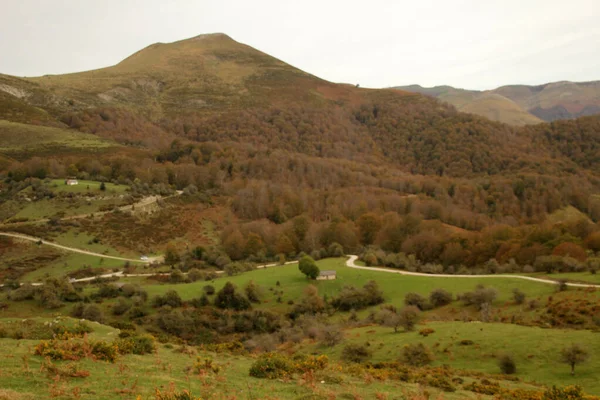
left=143, top=258, right=557, bottom=306
left=308, top=322, right=600, bottom=395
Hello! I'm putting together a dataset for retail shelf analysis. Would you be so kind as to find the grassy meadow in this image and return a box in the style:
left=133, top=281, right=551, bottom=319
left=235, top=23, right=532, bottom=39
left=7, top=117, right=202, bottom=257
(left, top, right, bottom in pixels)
left=0, top=120, right=115, bottom=156
left=143, top=258, right=557, bottom=305
left=306, top=322, right=600, bottom=394
left=0, top=317, right=549, bottom=400
left=45, top=179, right=128, bottom=194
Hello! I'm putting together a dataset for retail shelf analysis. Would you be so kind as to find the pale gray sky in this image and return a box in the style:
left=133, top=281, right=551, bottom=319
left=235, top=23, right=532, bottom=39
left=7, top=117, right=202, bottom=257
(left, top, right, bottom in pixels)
left=1, top=0, right=599, bottom=90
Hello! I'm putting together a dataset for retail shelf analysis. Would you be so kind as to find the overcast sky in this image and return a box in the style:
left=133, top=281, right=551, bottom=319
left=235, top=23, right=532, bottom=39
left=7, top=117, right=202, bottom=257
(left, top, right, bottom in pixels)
left=1, top=0, right=599, bottom=90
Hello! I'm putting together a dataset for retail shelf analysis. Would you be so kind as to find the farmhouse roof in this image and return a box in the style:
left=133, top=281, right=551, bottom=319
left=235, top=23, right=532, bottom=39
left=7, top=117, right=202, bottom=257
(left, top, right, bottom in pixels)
left=319, top=270, right=336, bottom=276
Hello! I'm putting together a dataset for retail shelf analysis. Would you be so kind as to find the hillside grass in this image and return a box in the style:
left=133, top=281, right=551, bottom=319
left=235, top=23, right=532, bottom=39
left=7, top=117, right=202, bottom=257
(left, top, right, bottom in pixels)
left=143, top=258, right=557, bottom=306
left=523, top=271, right=600, bottom=284
left=45, top=179, right=128, bottom=194
left=0, top=317, right=541, bottom=400
left=50, top=230, right=136, bottom=258
left=0, top=120, right=116, bottom=156
left=22, top=252, right=126, bottom=282
left=11, top=198, right=123, bottom=221
left=307, top=322, right=600, bottom=394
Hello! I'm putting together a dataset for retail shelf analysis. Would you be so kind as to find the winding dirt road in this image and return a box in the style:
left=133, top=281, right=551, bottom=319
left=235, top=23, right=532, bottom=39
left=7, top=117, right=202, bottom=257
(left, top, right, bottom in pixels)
left=345, top=255, right=600, bottom=288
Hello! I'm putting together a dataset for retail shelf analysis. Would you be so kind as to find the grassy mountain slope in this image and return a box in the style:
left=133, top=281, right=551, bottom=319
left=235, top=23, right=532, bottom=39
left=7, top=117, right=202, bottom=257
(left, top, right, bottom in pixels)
left=459, top=93, right=543, bottom=125
left=0, top=33, right=567, bottom=177
left=0, top=120, right=117, bottom=157
left=396, top=80, right=600, bottom=124
left=21, top=33, right=358, bottom=117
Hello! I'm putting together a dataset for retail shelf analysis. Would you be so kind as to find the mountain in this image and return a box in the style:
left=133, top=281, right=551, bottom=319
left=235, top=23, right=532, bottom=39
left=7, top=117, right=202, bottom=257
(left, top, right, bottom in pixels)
left=1, top=33, right=600, bottom=318
left=0, top=33, right=598, bottom=228
left=0, top=33, right=548, bottom=176
left=395, top=81, right=600, bottom=125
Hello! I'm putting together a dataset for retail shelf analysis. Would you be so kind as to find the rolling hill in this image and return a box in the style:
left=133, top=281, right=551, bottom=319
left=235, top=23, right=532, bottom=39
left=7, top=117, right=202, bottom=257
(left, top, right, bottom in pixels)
left=0, top=33, right=599, bottom=231
left=395, top=80, right=600, bottom=125
left=0, top=33, right=592, bottom=178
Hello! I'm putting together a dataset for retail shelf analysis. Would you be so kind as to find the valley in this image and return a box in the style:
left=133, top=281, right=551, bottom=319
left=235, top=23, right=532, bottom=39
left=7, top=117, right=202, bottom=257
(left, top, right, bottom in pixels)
left=0, top=32, right=599, bottom=400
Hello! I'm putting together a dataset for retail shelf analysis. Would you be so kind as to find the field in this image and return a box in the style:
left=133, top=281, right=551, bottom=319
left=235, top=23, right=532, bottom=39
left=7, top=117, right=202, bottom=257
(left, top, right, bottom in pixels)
left=21, top=252, right=126, bottom=282
left=44, top=179, right=128, bottom=194
left=142, top=258, right=558, bottom=305
left=1, top=257, right=600, bottom=398
left=0, top=317, right=549, bottom=400
left=0, top=120, right=116, bottom=157
left=523, top=271, right=600, bottom=285
left=307, top=322, right=600, bottom=394
left=9, top=197, right=124, bottom=221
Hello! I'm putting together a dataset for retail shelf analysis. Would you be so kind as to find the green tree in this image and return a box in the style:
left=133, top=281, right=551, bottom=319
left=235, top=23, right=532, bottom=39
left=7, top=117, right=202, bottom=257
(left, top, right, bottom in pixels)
left=298, top=255, right=320, bottom=279
left=99, top=182, right=106, bottom=191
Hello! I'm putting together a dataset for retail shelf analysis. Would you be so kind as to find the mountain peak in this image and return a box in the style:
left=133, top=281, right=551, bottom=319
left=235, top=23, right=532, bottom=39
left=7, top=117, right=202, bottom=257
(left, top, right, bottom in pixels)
left=188, top=32, right=232, bottom=41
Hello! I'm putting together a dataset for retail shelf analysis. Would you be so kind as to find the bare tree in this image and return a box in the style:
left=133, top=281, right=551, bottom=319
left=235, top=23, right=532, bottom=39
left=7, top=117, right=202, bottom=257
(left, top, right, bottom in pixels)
left=560, top=344, right=589, bottom=375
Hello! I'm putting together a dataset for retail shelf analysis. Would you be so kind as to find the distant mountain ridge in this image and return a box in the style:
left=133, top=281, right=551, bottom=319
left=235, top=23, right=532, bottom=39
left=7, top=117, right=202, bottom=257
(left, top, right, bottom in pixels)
left=394, top=81, right=600, bottom=125
left=0, top=33, right=599, bottom=181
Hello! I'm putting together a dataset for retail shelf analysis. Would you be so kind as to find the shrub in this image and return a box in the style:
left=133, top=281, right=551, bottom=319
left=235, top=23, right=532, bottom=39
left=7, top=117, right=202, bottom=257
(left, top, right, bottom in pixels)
left=249, top=353, right=295, bottom=379
left=341, top=343, right=372, bottom=363
left=91, top=340, right=119, bottom=362
left=244, top=280, right=262, bottom=303
left=112, top=299, right=132, bottom=316
left=542, top=385, right=586, bottom=400
left=169, top=269, right=187, bottom=283
left=319, top=325, right=344, bottom=347
left=34, top=338, right=119, bottom=362
left=153, top=290, right=183, bottom=308
left=404, top=292, right=429, bottom=310
left=128, top=306, right=147, bottom=319
left=512, top=289, right=526, bottom=305
left=294, top=354, right=329, bottom=372
left=94, top=284, right=121, bottom=299
left=154, top=389, right=202, bottom=400
left=116, top=334, right=156, bottom=355
left=398, top=306, right=420, bottom=332
left=429, top=288, right=452, bottom=308
left=331, top=280, right=384, bottom=311
left=41, top=359, right=90, bottom=378
left=425, top=375, right=456, bottom=392
left=188, top=268, right=205, bottom=282
left=8, top=284, right=36, bottom=301
left=290, top=285, right=325, bottom=316
left=71, top=304, right=104, bottom=323
left=214, top=282, right=251, bottom=311
left=498, top=354, right=517, bottom=374
left=557, top=279, right=568, bottom=292
left=190, top=294, right=210, bottom=307
left=399, top=343, right=434, bottom=366
left=203, top=285, right=215, bottom=295
left=419, top=328, right=435, bottom=337
left=363, top=252, right=378, bottom=266
left=328, top=242, right=344, bottom=257
left=224, top=262, right=252, bottom=276
left=460, top=285, right=498, bottom=310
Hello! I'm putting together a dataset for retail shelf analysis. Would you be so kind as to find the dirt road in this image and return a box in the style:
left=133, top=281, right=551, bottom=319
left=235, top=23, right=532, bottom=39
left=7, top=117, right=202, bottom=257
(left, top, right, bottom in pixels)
left=345, top=255, right=600, bottom=288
